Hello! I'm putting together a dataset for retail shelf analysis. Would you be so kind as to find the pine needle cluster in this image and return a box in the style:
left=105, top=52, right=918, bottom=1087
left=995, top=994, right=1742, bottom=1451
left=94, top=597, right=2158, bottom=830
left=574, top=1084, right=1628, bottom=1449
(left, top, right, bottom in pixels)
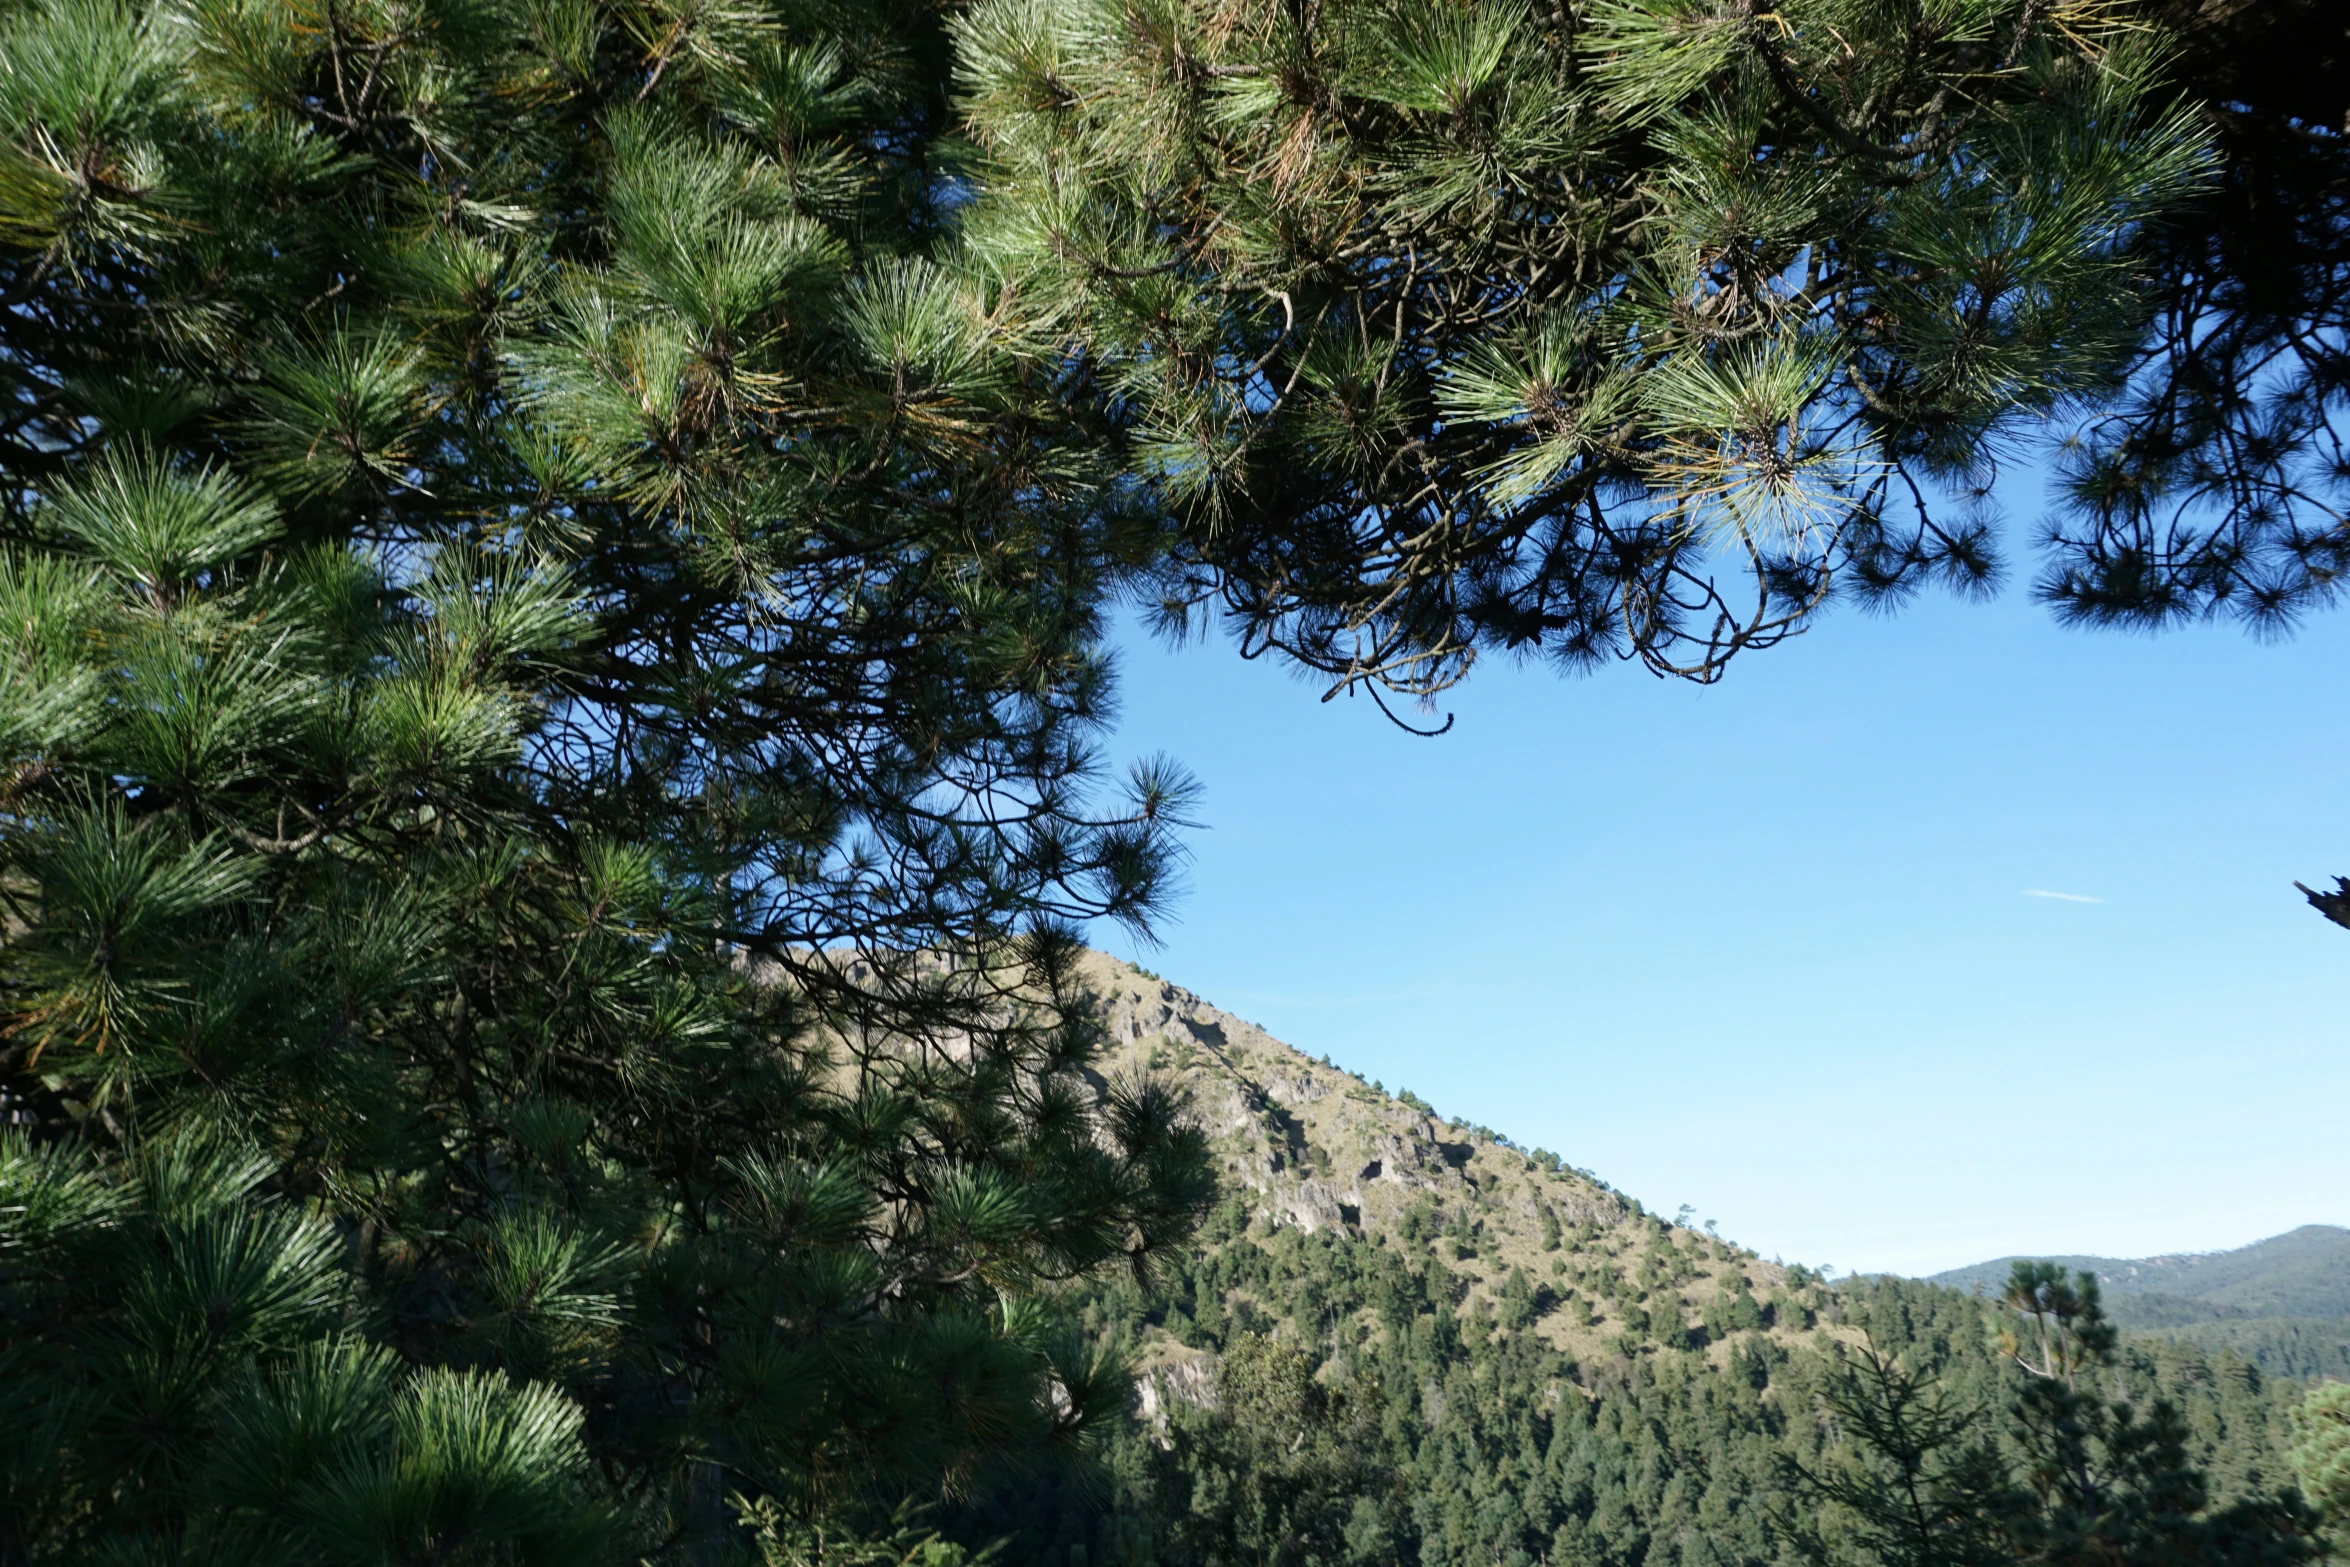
left=2039, top=0, right=2350, bottom=633
left=0, top=2, right=1208, bottom=1560
left=953, top=0, right=2216, bottom=694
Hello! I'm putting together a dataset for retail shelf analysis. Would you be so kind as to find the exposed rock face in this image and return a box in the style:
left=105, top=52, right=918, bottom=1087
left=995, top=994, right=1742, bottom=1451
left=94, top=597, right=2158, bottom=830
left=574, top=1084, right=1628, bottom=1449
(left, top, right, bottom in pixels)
left=1082, top=952, right=1625, bottom=1241
left=1133, top=1348, right=1221, bottom=1429
left=1075, top=952, right=1803, bottom=1373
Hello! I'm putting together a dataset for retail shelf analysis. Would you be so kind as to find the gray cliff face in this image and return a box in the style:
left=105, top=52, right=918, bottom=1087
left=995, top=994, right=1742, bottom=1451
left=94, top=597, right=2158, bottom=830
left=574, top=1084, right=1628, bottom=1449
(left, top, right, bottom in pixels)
left=1084, top=952, right=1627, bottom=1239
left=1073, top=952, right=1811, bottom=1391
left=1089, top=961, right=1488, bottom=1233
left=1132, top=1348, right=1220, bottom=1429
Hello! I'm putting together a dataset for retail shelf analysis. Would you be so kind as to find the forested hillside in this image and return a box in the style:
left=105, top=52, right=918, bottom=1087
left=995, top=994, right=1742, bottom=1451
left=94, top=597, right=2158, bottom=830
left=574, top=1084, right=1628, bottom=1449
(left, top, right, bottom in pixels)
left=1934, top=1229, right=2350, bottom=1382
left=935, top=958, right=2326, bottom=1567
left=1931, top=1228, right=2350, bottom=1321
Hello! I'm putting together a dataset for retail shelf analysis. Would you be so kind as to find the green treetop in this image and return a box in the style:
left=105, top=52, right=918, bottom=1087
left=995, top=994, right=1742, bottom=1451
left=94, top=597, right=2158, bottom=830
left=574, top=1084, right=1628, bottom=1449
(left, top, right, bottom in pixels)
left=2290, top=1382, right=2350, bottom=1545
left=1794, top=1263, right=2320, bottom=1567
left=0, top=2, right=1207, bottom=1560
left=953, top=0, right=2216, bottom=703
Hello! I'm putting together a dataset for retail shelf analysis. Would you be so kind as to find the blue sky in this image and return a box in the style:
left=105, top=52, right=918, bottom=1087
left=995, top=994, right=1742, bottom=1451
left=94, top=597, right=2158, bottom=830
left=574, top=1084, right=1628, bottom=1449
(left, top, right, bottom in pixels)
left=1088, top=527, right=2350, bottom=1278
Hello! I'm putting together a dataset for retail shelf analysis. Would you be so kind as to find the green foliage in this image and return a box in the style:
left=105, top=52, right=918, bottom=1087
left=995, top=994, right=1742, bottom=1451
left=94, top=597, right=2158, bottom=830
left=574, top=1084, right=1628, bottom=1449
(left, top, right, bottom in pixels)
left=953, top=0, right=2216, bottom=695
left=1146, top=1331, right=1393, bottom=1567
left=2291, top=1384, right=2350, bottom=1536
left=0, top=1126, right=608, bottom=1563
left=0, top=1, right=1211, bottom=1560
left=2163, top=1323, right=2350, bottom=1387
left=738, top=1500, right=986, bottom=1567
left=1794, top=1264, right=2321, bottom=1567
left=1931, top=1230, right=2350, bottom=1386
left=935, top=1214, right=2325, bottom=1567
left=1929, top=1229, right=2350, bottom=1325
left=1788, top=1346, right=2012, bottom=1567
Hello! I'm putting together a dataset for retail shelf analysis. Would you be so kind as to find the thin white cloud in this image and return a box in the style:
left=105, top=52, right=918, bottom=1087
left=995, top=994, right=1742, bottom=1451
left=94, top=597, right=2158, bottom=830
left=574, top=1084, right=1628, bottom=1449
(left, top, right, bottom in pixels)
left=2023, top=889, right=2104, bottom=904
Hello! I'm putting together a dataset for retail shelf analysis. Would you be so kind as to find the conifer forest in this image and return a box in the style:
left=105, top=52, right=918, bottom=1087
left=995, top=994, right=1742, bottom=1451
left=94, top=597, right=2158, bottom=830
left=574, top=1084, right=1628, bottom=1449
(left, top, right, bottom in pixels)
left=1, top=1, right=2347, bottom=1564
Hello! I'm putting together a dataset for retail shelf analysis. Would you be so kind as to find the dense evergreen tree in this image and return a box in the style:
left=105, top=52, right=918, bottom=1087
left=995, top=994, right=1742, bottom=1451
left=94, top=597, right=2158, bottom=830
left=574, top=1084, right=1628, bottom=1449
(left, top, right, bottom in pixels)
left=953, top=0, right=2214, bottom=699
left=0, top=2, right=1207, bottom=1560
left=1795, top=1264, right=2319, bottom=1567
left=2135, top=1322, right=2350, bottom=1388
left=1147, top=1331, right=1393, bottom=1567
left=938, top=1214, right=2325, bottom=1567
left=2292, top=1384, right=2350, bottom=1546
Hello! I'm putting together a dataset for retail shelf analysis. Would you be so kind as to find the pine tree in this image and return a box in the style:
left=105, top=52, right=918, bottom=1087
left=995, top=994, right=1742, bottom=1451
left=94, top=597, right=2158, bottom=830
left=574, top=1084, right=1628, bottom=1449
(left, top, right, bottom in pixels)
left=1149, top=1331, right=1391, bottom=1567
left=952, top=0, right=2215, bottom=703
left=1792, top=1263, right=2320, bottom=1567
left=2289, top=1383, right=2350, bottom=1547
left=0, top=2, right=1209, bottom=1560
left=2036, top=0, right=2350, bottom=633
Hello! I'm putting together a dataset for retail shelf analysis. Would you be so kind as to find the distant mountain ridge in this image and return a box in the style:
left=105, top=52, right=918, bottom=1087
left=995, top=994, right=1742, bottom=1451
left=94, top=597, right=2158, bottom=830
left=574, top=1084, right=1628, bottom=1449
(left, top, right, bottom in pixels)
left=1927, top=1225, right=2350, bottom=1380
left=1926, top=1225, right=2350, bottom=1321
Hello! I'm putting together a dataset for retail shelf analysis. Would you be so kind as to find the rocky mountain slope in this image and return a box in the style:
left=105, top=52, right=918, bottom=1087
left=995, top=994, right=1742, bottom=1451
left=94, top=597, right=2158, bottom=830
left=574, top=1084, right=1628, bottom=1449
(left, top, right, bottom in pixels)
left=928, top=956, right=2320, bottom=1567
left=1075, top=951, right=1825, bottom=1378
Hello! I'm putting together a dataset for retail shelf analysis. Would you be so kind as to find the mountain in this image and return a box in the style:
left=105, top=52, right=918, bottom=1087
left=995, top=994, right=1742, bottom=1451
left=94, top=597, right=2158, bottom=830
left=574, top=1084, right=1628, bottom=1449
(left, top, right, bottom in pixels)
left=930, top=955, right=2324, bottom=1567
left=1928, top=1226, right=2350, bottom=1380
left=1073, top=951, right=1817, bottom=1368
left=1927, top=1226, right=2350, bottom=1322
